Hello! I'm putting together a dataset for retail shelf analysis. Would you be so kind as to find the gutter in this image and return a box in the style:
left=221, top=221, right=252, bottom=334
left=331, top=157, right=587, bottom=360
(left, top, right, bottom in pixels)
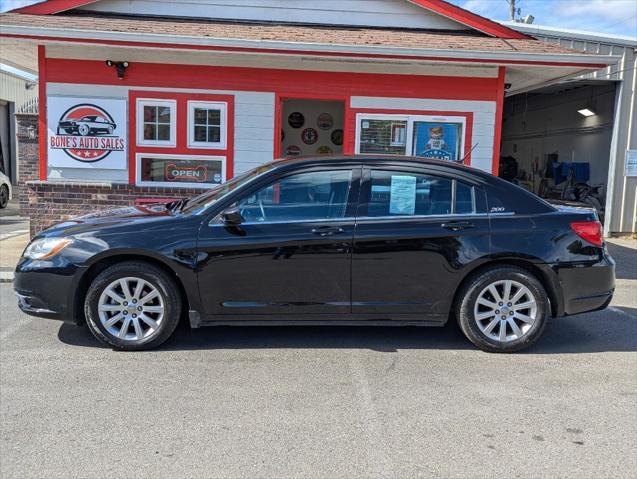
left=0, top=24, right=620, bottom=68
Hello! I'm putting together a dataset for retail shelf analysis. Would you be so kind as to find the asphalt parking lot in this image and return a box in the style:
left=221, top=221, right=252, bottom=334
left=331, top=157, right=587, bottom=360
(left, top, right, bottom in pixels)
left=1, top=240, right=635, bottom=478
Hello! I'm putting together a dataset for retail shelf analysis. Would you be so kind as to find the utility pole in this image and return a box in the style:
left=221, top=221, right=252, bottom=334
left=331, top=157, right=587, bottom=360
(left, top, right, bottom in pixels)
left=508, top=0, right=516, bottom=21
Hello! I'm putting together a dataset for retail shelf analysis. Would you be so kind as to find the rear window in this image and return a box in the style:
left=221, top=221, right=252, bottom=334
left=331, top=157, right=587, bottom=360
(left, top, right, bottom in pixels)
left=363, top=170, right=476, bottom=217
left=486, top=179, right=555, bottom=215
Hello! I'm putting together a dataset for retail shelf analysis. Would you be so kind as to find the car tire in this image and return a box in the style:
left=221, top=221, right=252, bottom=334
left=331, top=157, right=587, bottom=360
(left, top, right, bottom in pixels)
left=78, top=124, right=90, bottom=136
left=84, top=261, right=182, bottom=351
left=0, top=185, right=8, bottom=209
left=455, top=266, right=550, bottom=353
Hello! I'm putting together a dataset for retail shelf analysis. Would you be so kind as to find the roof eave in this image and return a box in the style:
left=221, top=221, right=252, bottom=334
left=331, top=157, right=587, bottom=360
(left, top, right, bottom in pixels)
left=0, top=24, right=618, bottom=69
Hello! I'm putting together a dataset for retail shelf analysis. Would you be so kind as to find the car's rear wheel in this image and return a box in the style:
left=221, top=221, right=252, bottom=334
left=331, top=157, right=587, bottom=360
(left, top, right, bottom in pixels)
left=456, top=266, right=549, bottom=353
left=0, top=185, right=8, bottom=209
left=84, top=262, right=182, bottom=350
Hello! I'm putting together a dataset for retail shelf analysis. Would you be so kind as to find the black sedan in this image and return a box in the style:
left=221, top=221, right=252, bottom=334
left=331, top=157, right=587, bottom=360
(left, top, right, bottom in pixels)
left=14, top=156, right=615, bottom=352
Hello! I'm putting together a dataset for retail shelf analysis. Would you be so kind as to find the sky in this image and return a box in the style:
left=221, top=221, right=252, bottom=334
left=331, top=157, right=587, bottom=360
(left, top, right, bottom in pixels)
left=1, top=0, right=636, bottom=37
left=451, top=0, right=637, bottom=37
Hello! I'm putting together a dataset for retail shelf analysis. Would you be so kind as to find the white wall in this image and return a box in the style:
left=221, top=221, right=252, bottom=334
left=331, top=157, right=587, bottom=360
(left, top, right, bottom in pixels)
left=46, top=83, right=275, bottom=181
left=79, top=0, right=466, bottom=30
left=45, top=84, right=498, bottom=180
left=501, top=83, right=616, bottom=192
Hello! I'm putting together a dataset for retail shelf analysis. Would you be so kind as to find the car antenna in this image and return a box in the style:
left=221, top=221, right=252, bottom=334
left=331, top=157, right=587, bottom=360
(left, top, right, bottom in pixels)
left=455, top=143, right=479, bottom=164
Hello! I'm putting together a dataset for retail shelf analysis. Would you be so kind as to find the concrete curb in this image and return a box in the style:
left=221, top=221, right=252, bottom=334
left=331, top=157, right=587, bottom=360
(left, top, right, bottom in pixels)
left=0, top=272, right=15, bottom=283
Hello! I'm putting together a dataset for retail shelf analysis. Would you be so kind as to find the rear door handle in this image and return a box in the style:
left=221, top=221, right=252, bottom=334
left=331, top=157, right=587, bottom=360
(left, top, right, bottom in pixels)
left=441, top=221, right=475, bottom=231
left=311, top=226, right=345, bottom=236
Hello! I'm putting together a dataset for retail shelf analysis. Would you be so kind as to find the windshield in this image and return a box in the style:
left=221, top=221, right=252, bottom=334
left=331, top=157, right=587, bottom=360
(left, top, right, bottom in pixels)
left=181, top=163, right=276, bottom=214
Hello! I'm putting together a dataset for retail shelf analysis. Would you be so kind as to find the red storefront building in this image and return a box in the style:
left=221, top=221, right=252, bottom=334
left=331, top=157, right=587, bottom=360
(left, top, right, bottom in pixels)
left=0, top=0, right=614, bottom=234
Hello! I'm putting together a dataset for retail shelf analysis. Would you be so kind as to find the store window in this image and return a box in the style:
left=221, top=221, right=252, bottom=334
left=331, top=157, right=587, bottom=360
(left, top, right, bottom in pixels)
left=188, top=101, right=227, bottom=149
left=136, top=99, right=176, bottom=147
left=237, top=169, right=353, bottom=223
left=136, top=153, right=225, bottom=188
left=362, top=170, right=475, bottom=217
left=356, top=114, right=466, bottom=162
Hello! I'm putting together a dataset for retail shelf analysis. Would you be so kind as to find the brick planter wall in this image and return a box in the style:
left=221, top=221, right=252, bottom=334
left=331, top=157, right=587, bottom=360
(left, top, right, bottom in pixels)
left=16, top=114, right=206, bottom=236
left=24, top=182, right=206, bottom=235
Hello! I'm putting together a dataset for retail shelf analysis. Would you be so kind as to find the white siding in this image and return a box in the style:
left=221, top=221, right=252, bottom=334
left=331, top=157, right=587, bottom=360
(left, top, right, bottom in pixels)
left=79, top=0, right=465, bottom=30
left=46, top=83, right=275, bottom=181
left=350, top=96, right=496, bottom=172
left=0, top=71, right=38, bottom=111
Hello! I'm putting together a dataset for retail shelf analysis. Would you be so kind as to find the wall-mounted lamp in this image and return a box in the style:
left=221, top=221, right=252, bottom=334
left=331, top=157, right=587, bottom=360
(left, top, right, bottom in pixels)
left=105, top=60, right=129, bottom=80
left=27, top=124, right=36, bottom=140
left=577, top=108, right=596, bottom=117
left=504, top=83, right=512, bottom=90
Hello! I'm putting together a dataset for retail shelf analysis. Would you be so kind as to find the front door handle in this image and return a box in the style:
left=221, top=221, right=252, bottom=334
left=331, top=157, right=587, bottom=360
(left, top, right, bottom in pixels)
left=441, top=221, right=475, bottom=231
left=311, top=226, right=345, bottom=236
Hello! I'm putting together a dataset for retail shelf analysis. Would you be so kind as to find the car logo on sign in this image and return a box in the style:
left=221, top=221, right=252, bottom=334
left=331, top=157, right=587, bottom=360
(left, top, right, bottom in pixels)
left=50, top=103, right=124, bottom=163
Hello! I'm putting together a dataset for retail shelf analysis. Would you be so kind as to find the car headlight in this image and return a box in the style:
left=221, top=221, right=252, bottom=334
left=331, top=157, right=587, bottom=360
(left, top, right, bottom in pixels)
left=23, top=238, right=73, bottom=260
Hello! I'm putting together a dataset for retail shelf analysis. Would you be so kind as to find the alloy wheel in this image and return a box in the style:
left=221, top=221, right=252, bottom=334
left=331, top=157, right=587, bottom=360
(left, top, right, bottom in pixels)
left=97, top=277, right=165, bottom=342
left=473, top=279, right=538, bottom=343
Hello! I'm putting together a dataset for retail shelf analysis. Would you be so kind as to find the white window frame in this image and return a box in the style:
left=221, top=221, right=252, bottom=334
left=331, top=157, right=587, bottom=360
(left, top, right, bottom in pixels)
left=355, top=113, right=467, bottom=161
left=135, top=153, right=227, bottom=188
left=187, top=100, right=227, bottom=149
left=136, top=99, right=177, bottom=147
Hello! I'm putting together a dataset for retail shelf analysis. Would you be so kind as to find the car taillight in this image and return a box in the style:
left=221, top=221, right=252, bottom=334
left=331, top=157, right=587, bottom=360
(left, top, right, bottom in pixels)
left=570, top=221, right=603, bottom=247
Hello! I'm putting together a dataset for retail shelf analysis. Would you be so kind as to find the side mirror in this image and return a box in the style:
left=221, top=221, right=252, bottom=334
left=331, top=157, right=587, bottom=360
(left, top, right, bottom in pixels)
left=221, top=207, right=243, bottom=226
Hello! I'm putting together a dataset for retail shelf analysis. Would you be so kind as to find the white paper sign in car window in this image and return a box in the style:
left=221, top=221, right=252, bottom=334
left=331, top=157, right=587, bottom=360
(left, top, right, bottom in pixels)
left=389, top=175, right=417, bottom=215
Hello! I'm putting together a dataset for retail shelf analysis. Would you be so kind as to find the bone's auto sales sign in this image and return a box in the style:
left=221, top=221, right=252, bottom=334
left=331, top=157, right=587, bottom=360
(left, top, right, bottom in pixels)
left=47, top=96, right=127, bottom=169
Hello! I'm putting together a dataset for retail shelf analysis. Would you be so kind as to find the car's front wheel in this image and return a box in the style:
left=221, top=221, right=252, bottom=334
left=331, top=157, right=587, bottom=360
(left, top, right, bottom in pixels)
left=84, top=262, right=182, bottom=350
left=456, top=266, right=549, bottom=353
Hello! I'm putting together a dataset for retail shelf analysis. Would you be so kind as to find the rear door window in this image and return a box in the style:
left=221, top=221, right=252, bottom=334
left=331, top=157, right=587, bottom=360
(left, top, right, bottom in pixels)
left=362, top=169, right=475, bottom=217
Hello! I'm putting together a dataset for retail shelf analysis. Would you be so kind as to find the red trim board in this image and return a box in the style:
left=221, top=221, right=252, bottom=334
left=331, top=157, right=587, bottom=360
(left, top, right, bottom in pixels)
left=12, top=0, right=98, bottom=14
left=491, top=66, right=506, bottom=176
left=347, top=108, right=474, bottom=166
left=128, top=90, right=235, bottom=184
left=45, top=58, right=500, bottom=102
left=38, top=45, right=47, bottom=181
left=0, top=34, right=609, bottom=70
left=408, top=0, right=530, bottom=39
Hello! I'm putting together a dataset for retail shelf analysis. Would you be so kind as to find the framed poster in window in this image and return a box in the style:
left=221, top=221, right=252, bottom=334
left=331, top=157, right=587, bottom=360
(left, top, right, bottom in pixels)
left=412, top=121, right=463, bottom=161
left=136, top=153, right=226, bottom=188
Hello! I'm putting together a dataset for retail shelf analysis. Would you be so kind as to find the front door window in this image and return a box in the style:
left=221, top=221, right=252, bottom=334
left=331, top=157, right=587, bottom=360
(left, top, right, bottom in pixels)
left=237, top=169, right=353, bottom=223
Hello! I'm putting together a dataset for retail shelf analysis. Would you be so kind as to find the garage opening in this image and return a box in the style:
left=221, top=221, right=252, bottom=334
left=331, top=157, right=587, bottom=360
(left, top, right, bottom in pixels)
left=500, top=81, right=617, bottom=222
left=280, top=99, right=344, bottom=158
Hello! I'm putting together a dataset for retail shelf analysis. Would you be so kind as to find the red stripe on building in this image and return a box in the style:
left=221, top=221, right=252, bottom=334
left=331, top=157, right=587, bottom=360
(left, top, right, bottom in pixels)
left=491, top=66, right=506, bottom=176
left=38, top=45, right=47, bottom=181
left=45, top=58, right=500, bottom=102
